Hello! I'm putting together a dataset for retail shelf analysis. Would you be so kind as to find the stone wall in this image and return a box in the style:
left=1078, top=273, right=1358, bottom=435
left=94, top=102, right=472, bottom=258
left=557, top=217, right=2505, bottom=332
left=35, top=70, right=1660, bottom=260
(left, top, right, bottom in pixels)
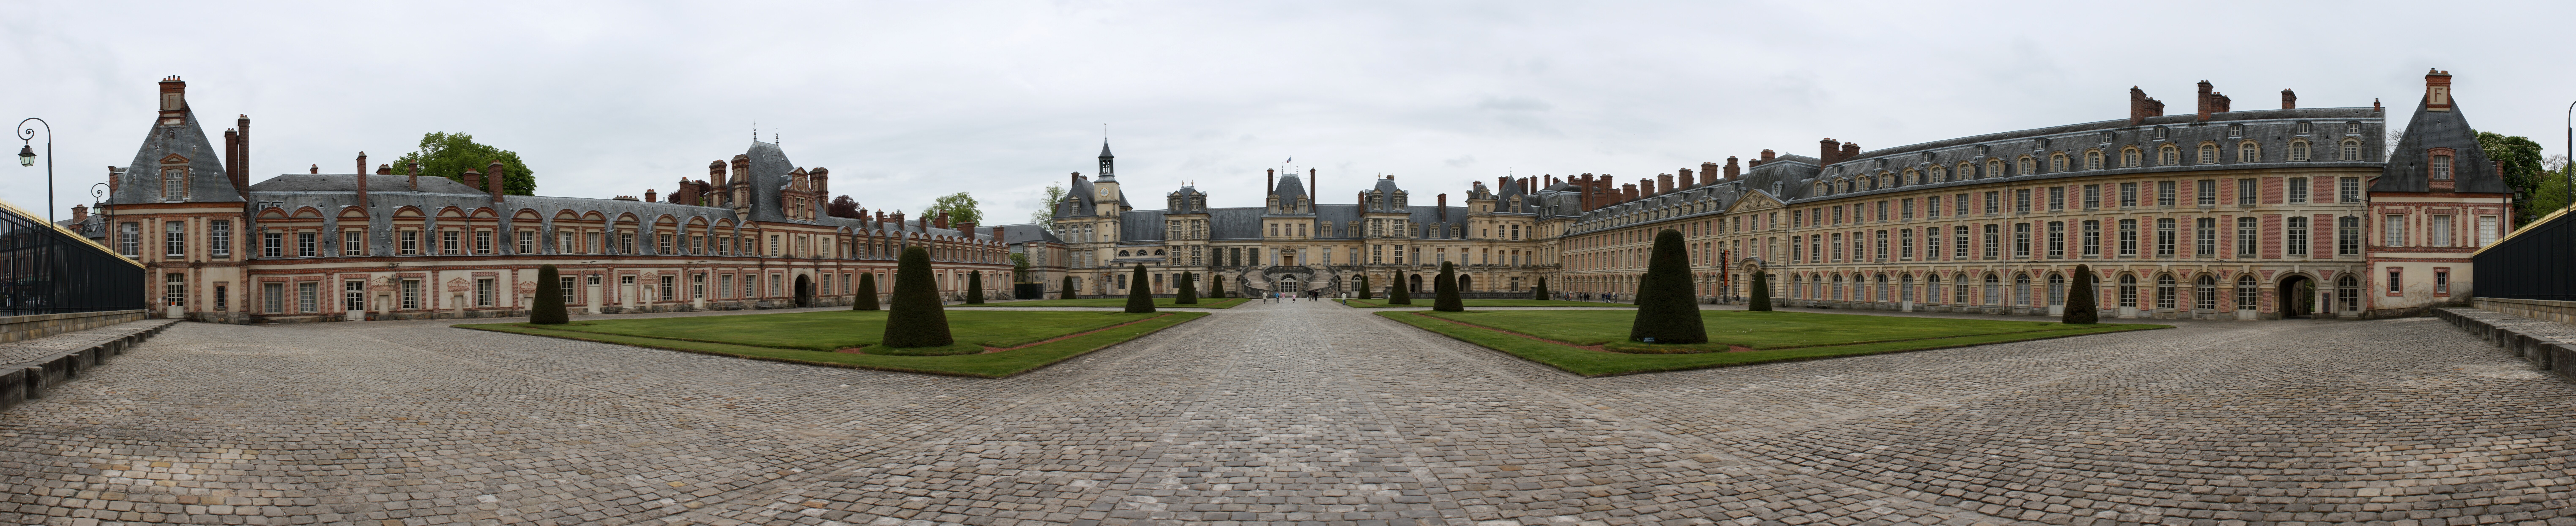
left=2434, top=307, right=2576, bottom=381
left=2472, top=297, right=2576, bottom=325
left=0, top=310, right=146, bottom=344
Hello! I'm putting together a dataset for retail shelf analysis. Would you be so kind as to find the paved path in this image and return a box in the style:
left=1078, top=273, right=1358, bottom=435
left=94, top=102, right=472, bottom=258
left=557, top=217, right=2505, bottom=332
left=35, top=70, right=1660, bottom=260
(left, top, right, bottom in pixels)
left=2, top=301, right=2568, bottom=526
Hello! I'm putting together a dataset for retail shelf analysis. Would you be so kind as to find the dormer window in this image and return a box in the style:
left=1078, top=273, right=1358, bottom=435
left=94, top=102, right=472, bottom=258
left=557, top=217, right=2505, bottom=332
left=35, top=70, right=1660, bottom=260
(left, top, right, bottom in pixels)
left=2431, top=154, right=2452, bottom=180
left=2227, top=124, right=2243, bottom=137
left=2295, top=122, right=2313, bottom=135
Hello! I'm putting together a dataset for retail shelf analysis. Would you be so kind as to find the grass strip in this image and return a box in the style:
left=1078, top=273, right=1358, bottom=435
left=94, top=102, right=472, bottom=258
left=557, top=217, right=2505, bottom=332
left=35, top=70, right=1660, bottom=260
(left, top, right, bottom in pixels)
left=1379, top=311, right=2163, bottom=376
left=974, top=297, right=1248, bottom=309
left=457, top=311, right=1207, bottom=378
left=516, top=310, right=1149, bottom=351
left=1341, top=298, right=1634, bottom=309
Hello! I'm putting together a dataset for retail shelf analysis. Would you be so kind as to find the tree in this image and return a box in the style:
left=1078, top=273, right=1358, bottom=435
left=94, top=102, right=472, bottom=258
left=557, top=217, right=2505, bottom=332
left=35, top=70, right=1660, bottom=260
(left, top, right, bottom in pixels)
left=1123, top=264, right=1155, bottom=313
left=2478, top=132, right=2549, bottom=224
left=1209, top=274, right=1226, bottom=298
left=2062, top=265, right=2099, bottom=324
left=1174, top=272, right=1198, bottom=304
left=389, top=132, right=536, bottom=195
left=530, top=264, right=568, bottom=324
left=1433, top=261, right=1464, bottom=312
left=926, top=192, right=983, bottom=225
left=1388, top=274, right=1413, bottom=305
left=1628, top=229, right=1708, bottom=343
left=881, top=247, right=953, bottom=347
left=966, top=270, right=985, bottom=304
left=1010, top=253, right=1032, bottom=283
left=1748, top=271, right=1773, bottom=312
left=828, top=195, right=862, bottom=218
left=1061, top=276, right=1076, bottom=299
left=1533, top=276, right=1549, bottom=301
left=1358, top=274, right=1373, bottom=299
left=852, top=272, right=879, bottom=311
left=1030, top=183, right=1067, bottom=228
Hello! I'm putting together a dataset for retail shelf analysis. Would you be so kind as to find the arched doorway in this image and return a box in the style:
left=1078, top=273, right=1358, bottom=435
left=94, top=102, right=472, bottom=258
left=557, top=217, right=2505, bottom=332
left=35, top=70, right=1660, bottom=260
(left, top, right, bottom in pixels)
left=1408, top=274, right=1422, bottom=293
left=794, top=275, right=813, bottom=308
left=1457, top=275, right=1473, bottom=292
left=2278, top=275, right=2315, bottom=318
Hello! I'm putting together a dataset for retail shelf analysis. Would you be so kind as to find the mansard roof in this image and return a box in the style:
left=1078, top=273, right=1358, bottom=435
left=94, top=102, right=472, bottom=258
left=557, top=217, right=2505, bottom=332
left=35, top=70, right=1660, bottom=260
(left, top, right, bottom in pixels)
left=2378, top=94, right=2509, bottom=194
left=109, top=106, right=243, bottom=204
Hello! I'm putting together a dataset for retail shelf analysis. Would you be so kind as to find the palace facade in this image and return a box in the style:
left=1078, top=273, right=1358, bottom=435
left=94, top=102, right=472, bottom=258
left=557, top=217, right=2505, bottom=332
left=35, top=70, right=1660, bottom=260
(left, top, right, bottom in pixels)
left=1028, top=70, right=2508, bottom=320
left=72, top=77, right=1015, bottom=323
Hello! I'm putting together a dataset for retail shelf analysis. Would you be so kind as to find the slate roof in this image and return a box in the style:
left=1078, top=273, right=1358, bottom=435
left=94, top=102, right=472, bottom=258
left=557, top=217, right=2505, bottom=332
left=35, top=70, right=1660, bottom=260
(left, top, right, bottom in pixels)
left=997, top=223, right=1064, bottom=245
left=2376, top=94, right=2509, bottom=194
left=1272, top=174, right=1308, bottom=206
left=109, top=106, right=244, bottom=204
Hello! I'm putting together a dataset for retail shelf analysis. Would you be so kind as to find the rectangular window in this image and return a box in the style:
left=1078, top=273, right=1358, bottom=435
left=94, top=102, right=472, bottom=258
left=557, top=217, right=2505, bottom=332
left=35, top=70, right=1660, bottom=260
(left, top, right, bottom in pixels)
left=1899, top=229, right=1915, bottom=260
left=297, top=232, right=315, bottom=257
left=400, top=231, right=419, bottom=255
left=2046, top=221, right=2065, bottom=258
left=659, top=275, right=675, bottom=301
left=264, top=232, right=283, bottom=258
left=2119, top=182, right=2138, bottom=207
left=586, top=232, right=601, bottom=254
left=2012, top=223, right=2032, bottom=258
left=2237, top=217, right=2259, bottom=255
left=164, top=273, right=185, bottom=307
left=2013, top=190, right=2031, bottom=213
left=2155, top=218, right=2176, bottom=256
left=297, top=282, right=319, bottom=313
left=1875, top=201, right=1888, bottom=222
left=2286, top=217, right=2311, bottom=257
left=1927, top=196, right=1942, bottom=217
left=344, top=230, right=364, bottom=256
left=1952, top=225, right=1970, bottom=259
left=1983, top=192, right=2000, bottom=214
left=628, top=233, right=642, bottom=255
left=1830, top=233, right=1844, bottom=262
left=2195, top=180, right=2217, bottom=206
left=2388, top=270, right=2403, bottom=294
left=2156, top=181, right=2176, bottom=206
left=442, top=230, right=459, bottom=255
left=2430, top=215, right=2452, bottom=247
left=563, top=276, right=579, bottom=301
left=400, top=279, right=421, bottom=310
left=2082, top=185, right=2100, bottom=209
left=2047, top=187, right=2065, bottom=211
left=1873, top=230, right=1887, bottom=260
left=2287, top=177, right=2310, bottom=203
left=209, top=221, right=230, bottom=256
left=518, top=230, right=535, bottom=254
left=1982, top=224, right=1999, bottom=259
left=1832, top=206, right=1844, bottom=224
left=2080, top=220, right=2101, bottom=257
left=2194, top=217, right=2216, bottom=256
left=2436, top=271, right=2451, bottom=295
left=475, top=231, right=492, bottom=254
left=165, top=222, right=187, bottom=257
left=2384, top=216, right=2405, bottom=246
left=693, top=273, right=706, bottom=299
left=657, top=233, right=672, bottom=254
left=718, top=274, right=732, bottom=298
left=2237, top=179, right=2258, bottom=205
left=2477, top=215, right=2499, bottom=246
left=2117, top=219, right=2138, bottom=257
left=2339, top=177, right=2361, bottom=203
left=475, top=278, right=494, bottom=307
left=2337, top=216, right=2361, bottom=256
left=345, top=280, right=366, bottom=312
left=119, top=222, right=139, bottom=257
left=1953, top=194, right=1969, bottom=216
left=264, top=283, right=284, bottom=313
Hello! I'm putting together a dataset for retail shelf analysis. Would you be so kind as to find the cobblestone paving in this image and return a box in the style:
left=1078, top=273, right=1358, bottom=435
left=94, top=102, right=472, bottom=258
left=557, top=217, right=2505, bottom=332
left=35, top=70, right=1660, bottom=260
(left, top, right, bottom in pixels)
left=2, top=301, right=2567, bottom=526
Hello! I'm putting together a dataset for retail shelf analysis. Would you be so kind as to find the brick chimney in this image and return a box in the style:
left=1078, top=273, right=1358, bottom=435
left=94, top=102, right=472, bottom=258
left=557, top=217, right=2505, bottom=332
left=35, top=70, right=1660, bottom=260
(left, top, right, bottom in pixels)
left=729, top=155, right=752, bottom=216
left=958, top=220, right=975, bottom=237
left=644, top=188, right=657, bottom=203
left=1760, top=149, right=1775, bottom=163
left=1724, top=157, right=1741, bottom=179
left=407, top=162, right=420, bottom=191
left=156, top=76, right=187, bottom=126
left=2280, top=89, right=2296, bottom=110
left=486, top=161, right=506, bottom=202
left=1700, top=162, right=1719, bottom=184
left=891, top=211, right=905, bottom=230
left=1267, top=169, right=1275, bottom=196
left=1437, top=193, right=1447, bottom=220
left=354, top=154, right=370, bottom=209
left=1677, top=168, right=1695, bottom=189
left=1819, top=138, right=1842, bottom=166
left=707, top=161, right=729, bottom=206
left=234, top=115, right=252, bottom=196
left=223, top=129, right=239, bottom=189
left=2424, top=69, right=2453, bottom=112
left=2129, top=87, right=2149, bottom=126
left=70, top=205, right=86, bottom=223
left=1658, top=174, right=1675, bottom=195
left=1622, top=183, right=1638, bottom=202
left=935, top=211, right=949, bottom=229
left=811, top=167, right=829, bottom=199
left=309, top=164, right=319, bottom=174
left=991, top=225, right=1004, bottom=242
left=1841, top=142, right=1860, bottom=162
left=2196, top=81, right=2232, bottom=121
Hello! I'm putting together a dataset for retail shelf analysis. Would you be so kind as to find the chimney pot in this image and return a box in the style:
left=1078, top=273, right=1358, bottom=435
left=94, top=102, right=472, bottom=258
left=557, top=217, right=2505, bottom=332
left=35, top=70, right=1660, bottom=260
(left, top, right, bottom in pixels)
left=309, top=164, right=318, bottom=174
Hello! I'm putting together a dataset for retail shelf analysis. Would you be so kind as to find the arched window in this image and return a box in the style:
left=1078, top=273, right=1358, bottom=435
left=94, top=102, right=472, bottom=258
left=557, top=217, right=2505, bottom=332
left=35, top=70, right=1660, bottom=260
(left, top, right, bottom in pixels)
left=2121, top=147, right=2140, bottom=168
left=1815, top=182, right=1827, bottom=195
left=1983, top=273, right=2001, bottom=305
left=1900, top=273, right=1915, bottom=303
left=1957, top=162, right=1974, bottom=181
left=2014, top=273, right=2033, bottom=306
left=2194, top=274, right=2218, bottom=310
left=2084, top=151, right=2103, bottom=170
left=1930, top=166, right=1946, bottom=182
left=2047, top=273, right=2066, bottom=306
left=2341, top=139, right=2362, bottom=161
left=1925, top=273, right=1942, bottom=303
left=2235, top=274, right=2259, bottom=310
left=2155, top=274, right=2178, bottom=309
left=1875, top=273, right=1890, bottom=303
left=1831, top=274, right=1845, bottom=301
left=2198, top=144, right=2219, bottom=164
left=1952, top=273, right=1971, bottom=305
left=2051, top=153, right=2069, bottom=173
left=1881, top=173, right=1897, bottom=188
left=2160, top=144, right=2180, bottom=166
left=1987, top=159, right=2004, bottom=179
left=1903, top=169, right=1919, bottom=186
left=2118, top=273, right=2138, bottom=307
left=2238, top=141, right=2260, bottom=163
left=2288, top=140, right=2311, bottom=161
left=2018, top=157, right=2036, bottom=175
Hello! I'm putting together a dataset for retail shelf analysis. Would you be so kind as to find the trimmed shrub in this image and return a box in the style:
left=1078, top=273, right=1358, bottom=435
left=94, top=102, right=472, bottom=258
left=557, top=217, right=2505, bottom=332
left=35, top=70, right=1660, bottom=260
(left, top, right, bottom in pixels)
left=1748, top=271, right=1773, bottom=312
left=1060, top=276, right=1075, bottom=299
left=852, top=272, right=880, bottom=311
left=966, top=270, right=985, bottom=304
left=1533, top=276, right=1549, bottom=301
left=2063, top=265, right=2100, bottom=324
left=1209, top=274, right=1227, bottom=298
left=1124, top=264, right=1155, bottom=313
left=1628, top=229, right=1708, bottom=343
left=531, top=264, right=569, bottom=324
left=880, top=246, right=954, bottom=348
left=1175, top=272, right=1198, bottom=304
left=1358, top=274, right=1373, bottom=299
left=1433, top=261, right=1464, bottom=312
left=1388, top=274, right=1413, bottom=305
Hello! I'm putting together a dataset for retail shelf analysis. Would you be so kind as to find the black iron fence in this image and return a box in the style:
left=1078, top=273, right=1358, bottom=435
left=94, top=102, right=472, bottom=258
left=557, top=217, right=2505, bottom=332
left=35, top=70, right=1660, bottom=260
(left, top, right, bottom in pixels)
left=2475, top=206, right=2576, bottom=301
left=0, top=201, right=143, bottom=315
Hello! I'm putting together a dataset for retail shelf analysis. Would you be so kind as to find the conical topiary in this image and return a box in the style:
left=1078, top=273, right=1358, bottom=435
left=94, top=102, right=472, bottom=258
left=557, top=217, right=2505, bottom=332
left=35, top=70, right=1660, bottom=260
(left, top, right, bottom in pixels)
left=1061, top=276, right=1076, bottom=299
left=1533, top=276, right=1549, bottom=301
left=1209, top=274, right=1226, bottom=298
left=531, top=264, right=569, bottom=324
left=2063, top=265, right=2099, bottom=324
left=1748, top=271, right=1773, bottom=311
left=1388, top=274, right=1413, bottom=305
left=853, top=272, right=880, bottom=310
left=1175, top=272, right=1198, bottom=304
left=1628, top=229, right=1708, bottom=343
left=1124, top=264, right=1155, bottom=313
left=1433, top=261, right=1464, bottom=312
left=1358, top=274, right=1373, bottom=299
left=881, top=246, right=953, bottom=348
left=966, top=270, right=985, bottom=304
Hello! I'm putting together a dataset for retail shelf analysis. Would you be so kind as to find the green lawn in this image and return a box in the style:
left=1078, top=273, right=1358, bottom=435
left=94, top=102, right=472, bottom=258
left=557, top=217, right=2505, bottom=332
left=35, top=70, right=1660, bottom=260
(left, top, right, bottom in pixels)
left=456, top=310, right=1207, bottom=378
left=972, top=297, right=1248, bottom=309
left=1341, top=298, right=1634, bottom=309
left=1383, top=310, right=2165, bottom=376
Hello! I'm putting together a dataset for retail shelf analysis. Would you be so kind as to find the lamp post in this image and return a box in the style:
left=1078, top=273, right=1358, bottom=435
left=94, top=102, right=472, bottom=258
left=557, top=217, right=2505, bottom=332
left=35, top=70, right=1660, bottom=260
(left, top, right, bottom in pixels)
left=88, top=183, right=107, bottom=236
left=17, top=118, right=52, bottom=224
left=2564, top=101, right=2573, bottom=211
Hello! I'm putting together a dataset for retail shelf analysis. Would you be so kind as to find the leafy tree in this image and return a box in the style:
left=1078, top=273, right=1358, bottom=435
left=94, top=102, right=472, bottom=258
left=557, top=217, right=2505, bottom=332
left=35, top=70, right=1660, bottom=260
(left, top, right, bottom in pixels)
left=966, top=270, right=985, bottom=304
left=1433, top=261, right=1464, bottom=312
left=881, top=247, right=953, bottom=347
left=852, top=272, right=879, bottom=310
left=926, top=192, right=983, bottom=225
left=2530, top=155, right=2576, bottom=227
left=1209, top=274, right=1226, bottom=298
left=1175, top=272, right=1197, bottom=304
left=1061, top=276, right=1075, bottom=299
left=1533, top=276, right=1548, bottom=301
left=388, top=132, right=536, bottom=195
left=828, top=195, right=862, bottom=218
left=1748, top=271, right=1773, bottom=312
left=1030, top=183, right=1067, bottom=228
left=1388, top=274, right=1413, bottom=305
left=2062, top=265, right=2098, bottom=324
left=1628, top=229, right=1707, bottom=343
left=1358, top=274, right=1373, bottom=299
left=1123, top=264, right=1155, bottom=313
left=2478, top=132, right=2549, bottom=224
left=530, top=264, right=568, bottom=324
left=1010, top=253, right=1031, bottom=282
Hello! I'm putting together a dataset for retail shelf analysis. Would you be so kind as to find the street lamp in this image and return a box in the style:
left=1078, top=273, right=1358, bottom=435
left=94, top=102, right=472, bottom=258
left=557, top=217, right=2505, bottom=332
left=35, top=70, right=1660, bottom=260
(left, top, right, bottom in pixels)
left=18, top=118, right=53, bottom=224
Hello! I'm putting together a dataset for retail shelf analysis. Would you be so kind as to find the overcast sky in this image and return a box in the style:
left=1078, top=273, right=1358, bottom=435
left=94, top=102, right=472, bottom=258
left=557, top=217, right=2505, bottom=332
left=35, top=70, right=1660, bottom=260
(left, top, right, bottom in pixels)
left=5, top=1, right=2571, bottom=225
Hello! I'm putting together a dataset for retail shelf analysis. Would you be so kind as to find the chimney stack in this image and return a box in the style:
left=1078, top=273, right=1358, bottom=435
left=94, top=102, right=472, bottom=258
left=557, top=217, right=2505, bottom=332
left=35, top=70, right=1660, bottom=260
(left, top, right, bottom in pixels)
left=1700, top=162, right=1719, bottom=184
left=1437, top=193, right=1447, bottom=220
left=1725, top=157, right=1741, bottom=179
left=355, top=152, right=366, bottom=179
left=1841, top=142, right=1860, bottom=162
left=811, top=167, right=829, bottom=200
left=991, top=225, right=1004, bottom=242
left=1267, top=169, right=1275, bottom=196
left=2129, top=87, right=2148, bottom=126
left=2424, top=69, right=2453, bottom=112
left=2195, top=81, right=2234, bottom=121
left=407, top=162, right=420, bottom=191
left=1678, top=168, right=1695, bottom=188
left=462, top=169, right=482, bottom=190
left=71, top=205, right=86, bottom=223
left=1622, top=183, right=1639, bottom=202
left=223, top=129, right=239, bottom=189
left=935, top=211, right=949, bottom=229
left=234, top=115, right=251, bottom=196
left=2281, top=88, right=2296, bottom=109
left=644, top=189, right=657, bottom=203
left=156, top=76, right=187, bottom=126
left=309, top=164, right=319, bottom=174
left=1760, top=149, right=1776, bottom=163
left=1819, top=138, right=1842, bottom=166
left=1658, top=174, right=1675, bottom=195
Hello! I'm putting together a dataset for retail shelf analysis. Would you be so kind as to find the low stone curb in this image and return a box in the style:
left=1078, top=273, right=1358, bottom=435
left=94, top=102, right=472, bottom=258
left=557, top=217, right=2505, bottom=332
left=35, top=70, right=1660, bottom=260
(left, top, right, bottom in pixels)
left=0, top=319, right=183, bottom=412
left=2434, top=307, right=2576, bottom=380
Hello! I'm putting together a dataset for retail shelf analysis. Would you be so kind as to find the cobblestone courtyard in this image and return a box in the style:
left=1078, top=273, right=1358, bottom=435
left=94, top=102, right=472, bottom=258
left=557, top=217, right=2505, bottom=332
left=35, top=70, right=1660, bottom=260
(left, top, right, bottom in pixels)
left=3, top=300, right=2569, bottom=526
